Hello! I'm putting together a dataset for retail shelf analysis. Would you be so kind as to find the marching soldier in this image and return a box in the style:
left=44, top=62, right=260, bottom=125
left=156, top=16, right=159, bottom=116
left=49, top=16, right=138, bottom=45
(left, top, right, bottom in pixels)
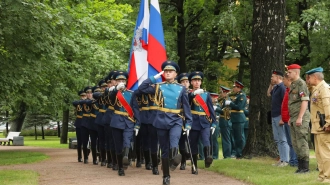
left=138, top=61, right=192, bottom=185
left=225, top=81, right=247, bottom=159
left=215, top=86, right=232, bottom=159
left=108, top=71, right=140, bottom=176
left=188, top=71, right=217, bottom=174
left=210, top=93, right=220, bottom=160
left=177, top=72, right=190, bottom=170
left=72, top=90, right=87, bottom=162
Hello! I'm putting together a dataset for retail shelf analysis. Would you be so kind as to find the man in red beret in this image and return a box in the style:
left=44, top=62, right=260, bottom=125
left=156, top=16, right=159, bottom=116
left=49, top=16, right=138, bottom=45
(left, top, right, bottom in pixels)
left=286, top=64, right=311, bottom=174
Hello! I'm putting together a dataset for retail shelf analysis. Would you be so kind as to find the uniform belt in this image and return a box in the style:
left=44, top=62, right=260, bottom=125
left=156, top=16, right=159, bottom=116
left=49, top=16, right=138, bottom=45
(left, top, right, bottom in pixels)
left=140, top=107, right=150, bottom=111
left=76, top=115, right=83, bottom=118
left=230, top=110, right=244, bottom=113
left=246, top=118, right=249, bottom=120
left=90, top=113, right=96, bottom=118
left=114, top=110, right=135, bottom=122
left=220, top=115, right=225, bottom=118
left=158, top=107, right=182, bottom=114
left=149, top=106, right=158, bottom=110
left=83, top=114, right=90, bottom=117
left=99, top=109, right=106, bottom=113
left=108, top=106, right=114, bottom=110
left=191, top=110, right=207, bottom=116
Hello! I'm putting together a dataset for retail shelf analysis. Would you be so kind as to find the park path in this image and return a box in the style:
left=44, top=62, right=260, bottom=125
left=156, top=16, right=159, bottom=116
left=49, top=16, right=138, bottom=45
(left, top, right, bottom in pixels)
left=0, top=146, right=247, bottom=185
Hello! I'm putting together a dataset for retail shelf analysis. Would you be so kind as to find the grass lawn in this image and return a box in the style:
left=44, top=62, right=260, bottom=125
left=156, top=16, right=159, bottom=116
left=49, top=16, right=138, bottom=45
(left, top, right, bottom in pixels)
left=0, top=170, right=38, bottom=185
left=24, top=132, right=76, bottom=148
left=0, top=151, right=48, bottom=166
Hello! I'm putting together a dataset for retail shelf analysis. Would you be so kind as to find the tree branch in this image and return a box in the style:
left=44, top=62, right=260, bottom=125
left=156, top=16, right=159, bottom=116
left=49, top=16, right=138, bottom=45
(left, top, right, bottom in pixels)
left=185, top=9, right=204, bottom=29
left=159, top=1, right=177, bottom=8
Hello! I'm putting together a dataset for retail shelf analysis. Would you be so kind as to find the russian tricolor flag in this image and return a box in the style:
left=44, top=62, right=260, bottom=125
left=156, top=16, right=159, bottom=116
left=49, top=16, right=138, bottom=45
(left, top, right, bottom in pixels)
left=127, top=0, right=167, bottom=90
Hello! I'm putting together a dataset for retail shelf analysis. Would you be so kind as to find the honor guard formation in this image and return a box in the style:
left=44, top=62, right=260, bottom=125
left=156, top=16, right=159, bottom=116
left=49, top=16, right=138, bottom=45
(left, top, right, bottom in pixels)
left=72, top=62, right=330, bottom=184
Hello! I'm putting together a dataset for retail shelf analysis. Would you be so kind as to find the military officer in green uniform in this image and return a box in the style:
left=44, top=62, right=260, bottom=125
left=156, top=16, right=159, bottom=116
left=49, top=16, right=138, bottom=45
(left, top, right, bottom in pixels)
left=225, top=81, right=247, bottom=159
left=216, top=86, right=232, bottom=159
left=286, top=64, right=310, bottom=174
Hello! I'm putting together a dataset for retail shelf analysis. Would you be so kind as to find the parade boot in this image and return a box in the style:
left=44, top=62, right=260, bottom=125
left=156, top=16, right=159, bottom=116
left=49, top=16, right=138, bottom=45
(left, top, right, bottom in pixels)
left=144, top=150, right=152, bottom=170
left=162, top=158, right=170, bottom=185
left=298, top=160, right=310, bottom=173
left=204, top=146, right=213, bottom=168
left=123, top=147, right=130, bottom=170
left=92, top=148, right=98, bottom=165
left=101, top=149, right=107, bottom=166
left=169, top=147, right=182, bottom=171
left=117, top=154, right=125, bottom=176
left=151, top=153, right=159, bottom=175
left=179, top=150, right=186, bottom=170
left=77, top=147, right=83, bottom=162
left=192, top=154, right=198, bottom=175
left=83, top=148, right=88, bottom=164
left=136, top=148, right=142, bottom=168
left=111, top=150, right=118, bottom=170
left=106, top=150, right=113, bottom=168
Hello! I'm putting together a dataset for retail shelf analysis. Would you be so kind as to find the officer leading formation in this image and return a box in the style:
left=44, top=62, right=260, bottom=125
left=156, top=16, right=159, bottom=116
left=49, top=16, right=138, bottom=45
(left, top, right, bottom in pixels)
left=72, top=61, right=330, bottom=184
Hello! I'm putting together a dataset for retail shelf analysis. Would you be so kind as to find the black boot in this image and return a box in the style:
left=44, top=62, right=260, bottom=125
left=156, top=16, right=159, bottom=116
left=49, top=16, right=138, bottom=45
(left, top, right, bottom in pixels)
left=295, top=159, right=302, bottom=173
left=77, top=147, right=83, bottom=162
left=162, top=158, right=170, bottom=185
left=136, top=148, right=142, bottom=168
left=101, top=149, right=106, bottom=166
left=298, top=160, right=310, bottom=173
left=179, top=150, right=186, bottom=170
left=92, top=148, right=98, bottom=165
left=106, top=150, right=113, bottom=168
left=83, top=148, right=88, bottom=164
left=192, top=154, right=198, bottom=175
left=111, top=150, right=118, bottom=170
left=117, top=154, right=125, bottom=176
left=204, top=146, right=213, bottom=168
left=151, top=153, right=159, bottom=175
left=123, top=147, right=130, bottom=170
left=169, top=147, right=182, bottom=171
left=144, top=150, right=152, bottom=170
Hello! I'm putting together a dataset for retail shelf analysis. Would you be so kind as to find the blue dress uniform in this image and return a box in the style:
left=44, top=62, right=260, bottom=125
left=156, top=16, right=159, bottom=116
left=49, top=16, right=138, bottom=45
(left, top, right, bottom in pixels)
left=102, top=71, right=118, bottom=169
left=188, top=71, right=217, bottom=174
left=138, top=61, right=192, bottom=185
left=243, top=97, right=249, bottom=147
left=210, top=93, right=220, bottom=160
left=94, top=80, right=108, bottom=166
left=109, top=71, right=141, bottom=176
left=215, top=86, right=232, bottom=158
left=177, top=72, right=190, bottom=170
left=228, top=81, right=247, bottom=159
left=72, top=90, right=86, bottom=162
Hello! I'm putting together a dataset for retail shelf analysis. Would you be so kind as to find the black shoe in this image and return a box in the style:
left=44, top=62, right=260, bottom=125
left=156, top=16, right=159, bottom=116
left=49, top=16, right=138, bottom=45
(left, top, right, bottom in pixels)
left=107, top=162, right=113, bottom=168
left=192, top=154, right=198, bottom=175
left=136, top=161, right=142, bottom=168
left=169, top=148, right=182, bottom=171
left=297, top=160, right=310, bottom=174
left=204, top=146, right=213, bottom=168
left=295, top=159, right=302, bottom=173
left=145, top=163, right=152, bottom=170
left=162, top=176, right=170, bottom=185
left=101, top=161, right=106, bottom=166
left=123, top=147, right=130, bottom=170
left=191, top=167, right=198, bottom=175
left=152, top=167, right=159, bottom=175
left=93, top=160, right=98, bottom=165
left=78, top=158, right=83, bottom=162
left=118, top=168, right=125, bottom=176
left=112, top=164, right=119, bottom=170
left=180, top=162, right=186, bottom=170
left=84, top=159, right=88, bottom=164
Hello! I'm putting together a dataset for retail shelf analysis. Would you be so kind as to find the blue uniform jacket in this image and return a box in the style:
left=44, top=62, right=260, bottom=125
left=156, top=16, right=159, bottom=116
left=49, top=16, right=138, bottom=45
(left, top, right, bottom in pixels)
left=134, top=89, right=150, bottom=124
left=138, top=77, right=192, bottom=130
left=72, top=100, right=84, bottom=128
left=101, top=88, right=115, bottom=126
left=189, top=92, right=217, bottom=130
left=93, top=92, right=107, bottom=126
left=109, top=88, right=141, bottom=130
left=79, top=99, right=92, bottom=129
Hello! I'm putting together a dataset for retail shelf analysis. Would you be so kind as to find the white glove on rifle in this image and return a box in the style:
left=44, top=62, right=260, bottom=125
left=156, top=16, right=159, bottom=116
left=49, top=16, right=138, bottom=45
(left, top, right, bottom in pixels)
left=211, top=127, right=215, bottom=135
left=183, top=129, right=190, bottom=137
left=193, top=89, right=204, bottom=95
left=134, top=128, right=139, bottom=136
left=225, top=100, right=231, bottom=106
left=116, top=83, right=125, bottom=91
left=213, top=105, right=217, bottom=110
left=108, top=86, right=115, bottom=92
left=154, top=71, right=164, bottom=79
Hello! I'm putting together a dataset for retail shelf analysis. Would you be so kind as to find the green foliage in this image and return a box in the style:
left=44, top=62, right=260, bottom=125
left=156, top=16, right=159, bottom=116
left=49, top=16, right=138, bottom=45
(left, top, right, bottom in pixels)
left=20, top=129, right=58, bottom=136
left=24, top=133, right=76, bottom=148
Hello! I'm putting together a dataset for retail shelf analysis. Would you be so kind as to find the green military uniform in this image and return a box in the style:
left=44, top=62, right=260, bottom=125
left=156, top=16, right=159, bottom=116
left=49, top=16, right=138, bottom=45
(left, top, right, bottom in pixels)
left=216, top=97, right=232, bottom=158
left=288, top=77, right=310, bottom=171
left=228, top=88, right=247, bottom=159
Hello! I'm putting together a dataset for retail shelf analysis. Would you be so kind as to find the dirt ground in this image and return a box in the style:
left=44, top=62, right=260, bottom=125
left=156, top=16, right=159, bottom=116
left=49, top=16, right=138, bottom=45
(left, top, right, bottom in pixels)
left=0, top=146, right=247, bottom=185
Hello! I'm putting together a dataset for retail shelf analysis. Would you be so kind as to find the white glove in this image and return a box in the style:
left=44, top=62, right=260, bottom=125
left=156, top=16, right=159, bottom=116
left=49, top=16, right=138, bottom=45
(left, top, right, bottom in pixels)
left=116, top=83, right=125, bottom=90
left=225, top=100, right=231, bottom=105
left=186, top=129, right=190, bottom=137
left=211, top=127, right=215, bottom=135
left=109, top=86, right=115, bottom=92
left=193, top=89, right=204, bottom=95
left=154, top=71, right=164, bottom=79
left=134, top=129, right=139, bottom=136
left=213, top=105, right=217, bottom=110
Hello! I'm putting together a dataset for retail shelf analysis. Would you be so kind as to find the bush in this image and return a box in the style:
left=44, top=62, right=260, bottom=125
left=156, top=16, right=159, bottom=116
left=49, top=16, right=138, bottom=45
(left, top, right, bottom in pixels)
left=20, top=129, right=58, bottom=136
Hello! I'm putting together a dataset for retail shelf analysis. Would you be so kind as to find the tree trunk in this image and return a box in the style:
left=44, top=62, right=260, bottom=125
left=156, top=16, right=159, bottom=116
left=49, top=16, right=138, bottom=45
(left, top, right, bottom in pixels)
left=60, top=109, right=69, bottom=144
left=176, top=0, right=187, bottom=73
left=5, top=111, right=9, bottom=136
left=34, top=123, right=37, bottom=140
left=244, top=0, right=286, bottom=157
left=41, top=126, right=45, bottom=140
left=209, top=0, right=223, bottom=62
left=10, top=101, right=27, bottom=132
left=57, top=121, right=61, bottom=137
